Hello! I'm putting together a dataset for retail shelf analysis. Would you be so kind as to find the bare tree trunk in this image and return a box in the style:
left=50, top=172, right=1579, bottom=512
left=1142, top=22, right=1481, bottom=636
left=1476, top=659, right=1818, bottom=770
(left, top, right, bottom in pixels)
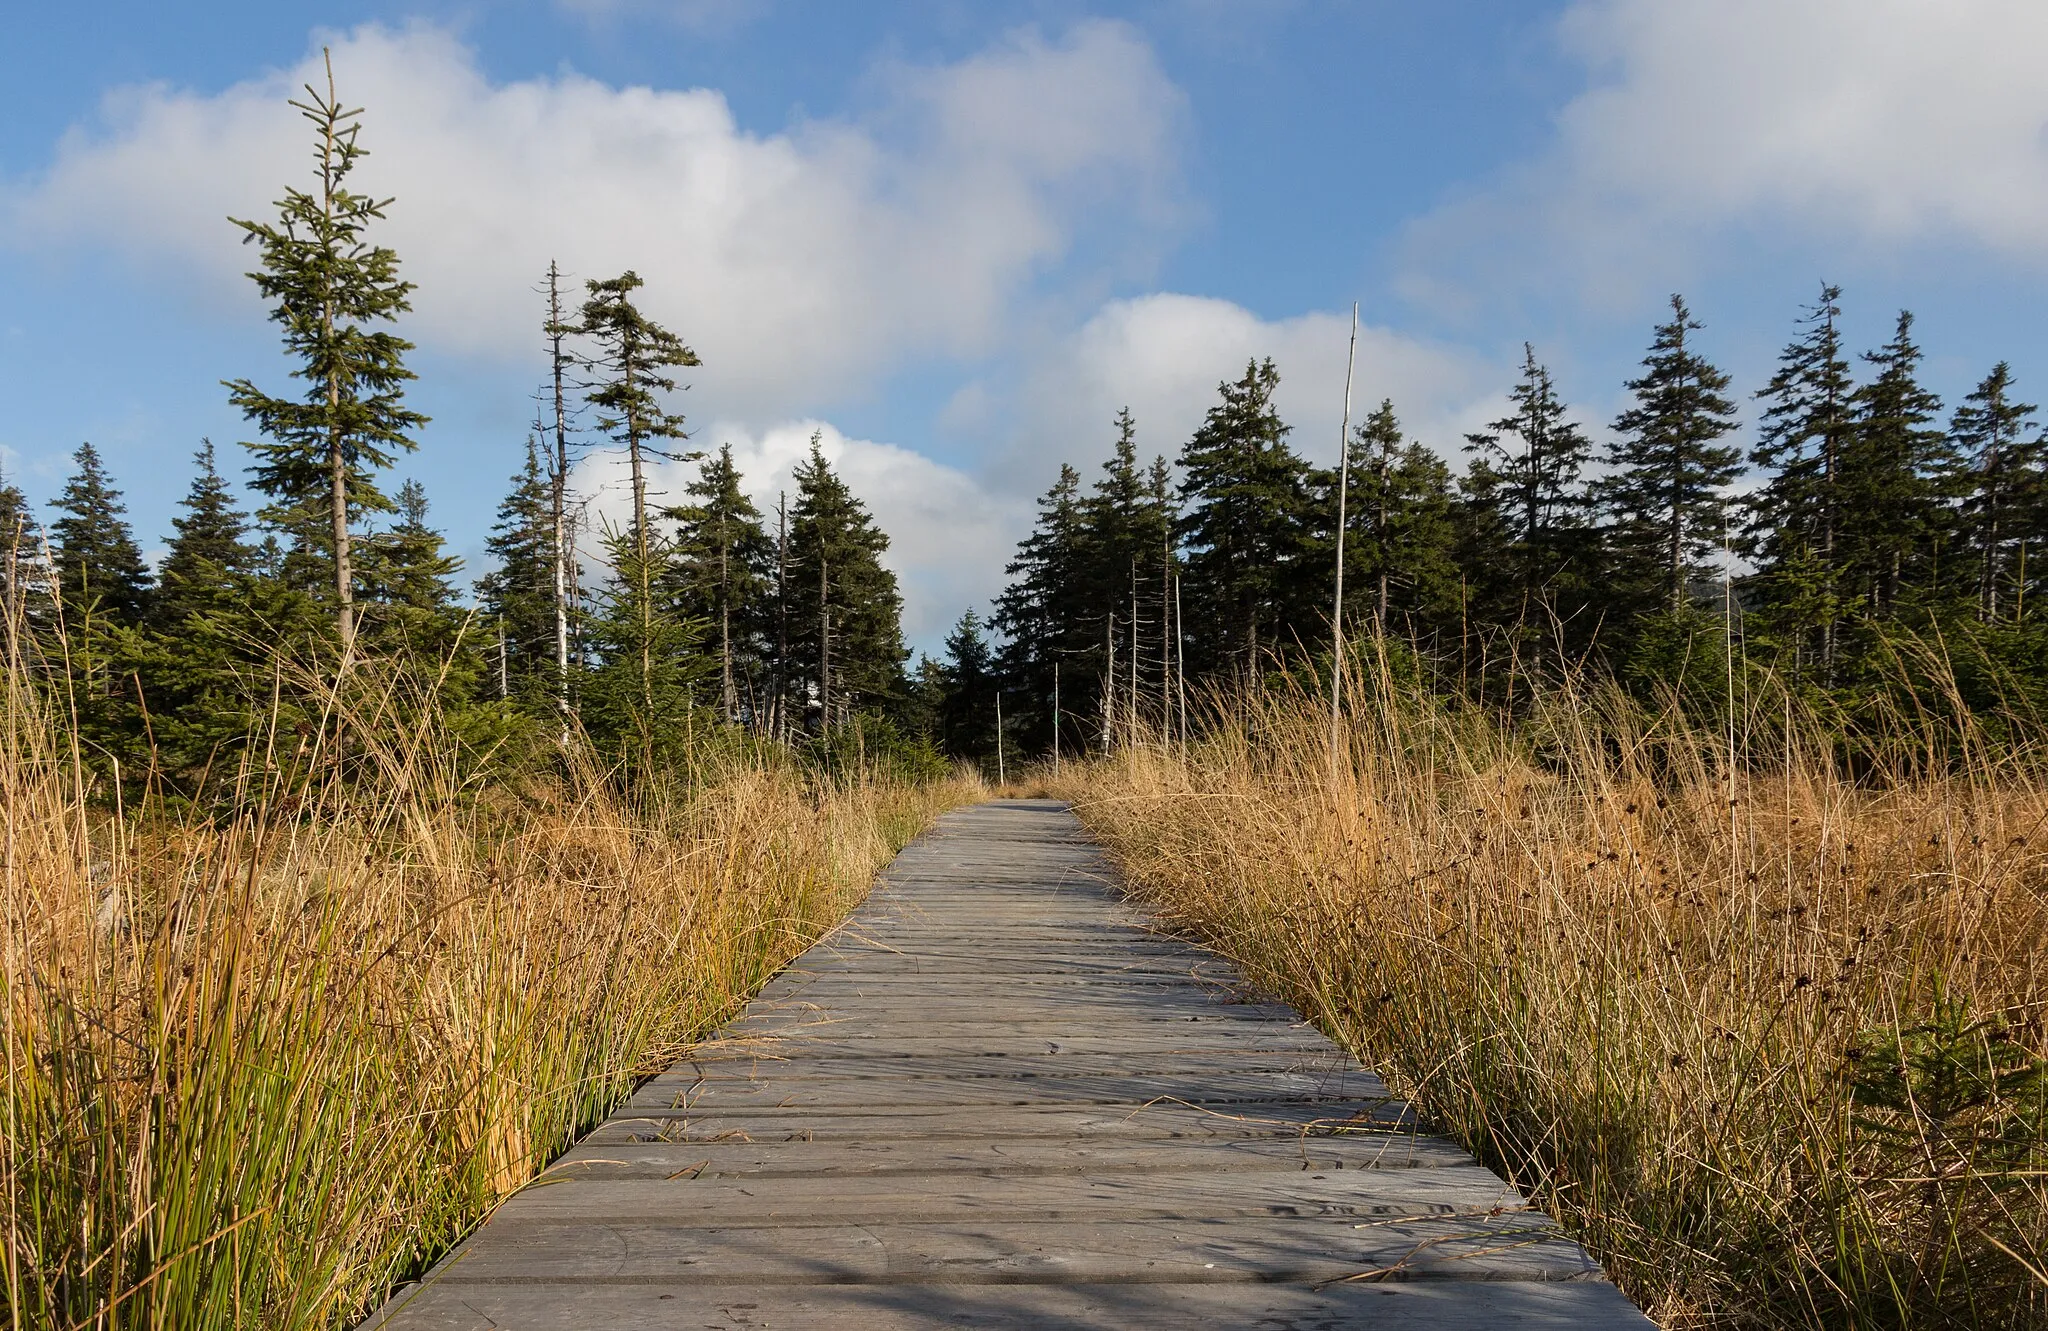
left=627, top=365, right=652, bottom=724
left=1820, top=313, right=1840, bottom=686
left=1375, top=436, right=1390, bottom=627
left=320, top=58, right=353, bottom=653
left=1982, top=437, right=2004, bottom=623
left=719, top=509, right=735, bottom=719
left=1160, top=538, right=1171, bottom=734
left=1102, top=611, right=1114, bottom=753
left=1174, top=575, right=1187, bottom=749
left=818, top=555, right=830, bottom=734
left=546, top=261, right=573, bottom=733
left=330, top=429, right=352, bottom=651
left=1329, top=304, right=1357, bottom=772
left=1129, top=568, right=1138, bottom=742
left=774, top=493, right=788, bottom=738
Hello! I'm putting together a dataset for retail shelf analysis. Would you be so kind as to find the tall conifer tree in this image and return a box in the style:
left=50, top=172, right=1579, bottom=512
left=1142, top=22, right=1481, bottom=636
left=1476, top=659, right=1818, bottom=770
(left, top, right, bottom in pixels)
left=1082, top=410, right=1174, bottom=726
left=1460, top=345, right=1594, bottom=659
left=50, top=442, right=152, bottom=633
left=1339, top=401, right=1459, bottom=639
left=477, top=441, right=560, bottom=696
left=1947, top=363, right=2041, bottom=622
left=0, top=467, right=48, bottom=639
left=49, top=444, right=151, bottom=760
left=1596, top=295, right=1741, bottom=616
left=937, top=609, right=998, bottom=761
left=1842, top=312, right=1949, bottom=615
left=1748, top=284, right=1856, bottom=680
left=225, top=55, right=425, bottom=649
left=578, top=271, right=699, bottom=722
left=357, top=480, right=465, bottom=663
left=667, top=444, right=772, bottom=721
left=994, top=464, right=1092, bottom=755
left=154, top=442, right=254, bottom=629
left=1176, top=360, right=1312, bottom=675
left=784, top=436, right=905, bottom=727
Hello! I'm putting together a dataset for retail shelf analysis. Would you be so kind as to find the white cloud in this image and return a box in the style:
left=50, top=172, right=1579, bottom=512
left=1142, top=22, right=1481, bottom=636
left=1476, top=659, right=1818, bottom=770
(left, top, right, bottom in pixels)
left=1400, top=0, right=2048, bottom=312
left=6, top=20, right=1184, bottom=419
left=574, top=419, right=1023, bottom=649
left=1003, top=293, right=1494, bottom=484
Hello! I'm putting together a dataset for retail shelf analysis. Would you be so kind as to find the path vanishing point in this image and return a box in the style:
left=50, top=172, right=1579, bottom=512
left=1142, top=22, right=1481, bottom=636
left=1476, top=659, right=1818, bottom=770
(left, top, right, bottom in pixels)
left=367, top=800, right=1654, bottom=1329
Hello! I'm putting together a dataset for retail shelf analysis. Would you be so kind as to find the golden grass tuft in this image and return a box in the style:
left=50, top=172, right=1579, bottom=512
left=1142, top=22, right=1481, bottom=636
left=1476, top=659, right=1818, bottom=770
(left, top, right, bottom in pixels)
left=1060, top=656, right=2048, bottom=1328
left=1, top=663, right=977, bottom=1329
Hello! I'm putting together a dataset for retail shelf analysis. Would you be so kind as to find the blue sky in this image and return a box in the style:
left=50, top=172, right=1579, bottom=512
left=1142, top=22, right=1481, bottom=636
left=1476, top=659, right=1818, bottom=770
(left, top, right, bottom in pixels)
left=5, top=1, right=2046, bottom=651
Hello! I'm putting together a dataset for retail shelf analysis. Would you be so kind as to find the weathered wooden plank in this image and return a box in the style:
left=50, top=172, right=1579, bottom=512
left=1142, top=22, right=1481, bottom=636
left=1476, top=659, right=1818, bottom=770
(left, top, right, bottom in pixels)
left=686, top=1033, right=1341, bottom=1057
left=538, top=1134, right=1479, bottom=1179
left=590, top=1102, right=1422, bottom=1144
left=362, top=800, right=1649, bottom=1330
left=657, top=1051, right=1366, bottom=1080
left=364, top=1279, right=1650, bottom=1331
left=486, top=1164, right=1528, bottom=1226
left=381, top=1213, right=1597, bottom=1284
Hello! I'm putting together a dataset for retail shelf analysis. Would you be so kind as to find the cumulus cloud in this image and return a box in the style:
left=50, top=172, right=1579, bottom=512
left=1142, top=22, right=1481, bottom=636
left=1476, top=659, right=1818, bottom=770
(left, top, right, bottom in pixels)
left=1000, top=292, right=1494, bottom=484
left=6, top=20, right=1184, bottom=417
left=574, top=419, right=1024, bottom=648
left=1400, top=0, right=2048, bottom=313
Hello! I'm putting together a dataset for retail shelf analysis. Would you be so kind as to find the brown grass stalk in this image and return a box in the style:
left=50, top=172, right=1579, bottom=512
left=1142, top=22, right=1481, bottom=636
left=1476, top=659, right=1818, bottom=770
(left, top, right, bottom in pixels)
left=1059, top=652, right=2048, bottom=1328
left=1, top=656, right=976, bottom=1329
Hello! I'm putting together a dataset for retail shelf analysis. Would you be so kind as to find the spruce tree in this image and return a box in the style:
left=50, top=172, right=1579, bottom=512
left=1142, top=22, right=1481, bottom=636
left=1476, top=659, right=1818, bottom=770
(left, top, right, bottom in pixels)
left=155, top=442, right=255, bottom=629
left=48, top=444, right=152, bottom=767
left=1082, top=410, right=1175, bottom=730
left=1841, top=311, right=1949, bottom=615
left=361, top=481, right=460, bottom=613
left=1339, top=401, right=1460, bottom=641
left=542, top=260, right=580, bottom=717
left=1460, top=345, right=1595, bottom=661
left=667, top=444, right=771, bottom=722
left=1747, top=284, right=1855, bottom=681
left=1947, top=363, right=2041, bottom=622
left=784, top=435, right=905, bottom=728
left=937, top=609, right=998, bottom=761
left=1596, top=295, right=1742, bottom=617
left=578, top=270, right=700, bottom=723
left=993, top=463, right=1093, bottom=755
left=139, top=451, right=328, bottom=784
left=357, top=479, right=465, bottom=663
left=50, top=442, right=152, bottom=633
left=582, top=519, right=705, bottom=769
left=0, top=467, right=48, bottom=641
left=224, top=56, right=426, bottom=649
left=1175, top=360, right=1313, bottom=676
left=477, top=441, right=560, bottom=697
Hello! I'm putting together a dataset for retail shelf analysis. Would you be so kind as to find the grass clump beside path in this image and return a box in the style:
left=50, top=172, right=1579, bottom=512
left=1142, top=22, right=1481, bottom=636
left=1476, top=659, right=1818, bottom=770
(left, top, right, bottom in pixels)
left=1058, top=657, right=2048, bottom=1329
left=2, top=664, right=978, bottom=1329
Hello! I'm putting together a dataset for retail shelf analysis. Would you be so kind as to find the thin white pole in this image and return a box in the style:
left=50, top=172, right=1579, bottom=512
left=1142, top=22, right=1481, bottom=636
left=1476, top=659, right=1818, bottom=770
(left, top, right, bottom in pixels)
left=1174, top=574, right=1187, bottom=751
left=1052, top=660, right=1061, bottom=777
left=1129, top=567, right=1139, bottom=745
left=996, top=691, right=1006, bottom=786
left=1329, top=303, right=1360, bottom=780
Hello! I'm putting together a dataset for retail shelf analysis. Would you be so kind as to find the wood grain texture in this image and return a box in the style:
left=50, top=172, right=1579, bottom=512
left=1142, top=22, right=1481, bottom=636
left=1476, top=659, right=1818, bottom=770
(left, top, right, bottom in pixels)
left=363, top=800, right=1651, bottom=1330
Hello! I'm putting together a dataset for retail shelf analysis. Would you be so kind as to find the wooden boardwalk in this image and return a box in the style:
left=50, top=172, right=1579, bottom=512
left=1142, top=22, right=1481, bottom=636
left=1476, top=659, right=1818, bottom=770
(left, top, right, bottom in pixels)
left=367, top=800, right=1652, bottom=1329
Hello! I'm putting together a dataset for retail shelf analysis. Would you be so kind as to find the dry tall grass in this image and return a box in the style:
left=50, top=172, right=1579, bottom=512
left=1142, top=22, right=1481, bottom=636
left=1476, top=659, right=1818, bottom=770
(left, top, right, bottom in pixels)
left=2, top=663, right=975, bottom=1329
left=1060, top=656, right=2048, bottom=1328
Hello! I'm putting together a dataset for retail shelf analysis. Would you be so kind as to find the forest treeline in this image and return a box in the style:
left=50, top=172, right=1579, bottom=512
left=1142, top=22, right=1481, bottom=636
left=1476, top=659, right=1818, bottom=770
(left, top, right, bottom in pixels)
left=5, top=73, right=929, bottom=794
left=16, top=71, right=2047, bottom=793
left=974, top=290, right=2048, bottom=764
